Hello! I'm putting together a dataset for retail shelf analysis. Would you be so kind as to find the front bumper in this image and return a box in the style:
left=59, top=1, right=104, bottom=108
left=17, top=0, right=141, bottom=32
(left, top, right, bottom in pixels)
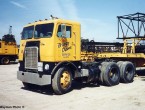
left=17, top=71, right=51, bottom=85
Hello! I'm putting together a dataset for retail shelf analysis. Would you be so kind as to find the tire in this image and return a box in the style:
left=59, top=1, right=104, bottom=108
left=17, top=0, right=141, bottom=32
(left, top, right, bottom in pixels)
left=52, top=67, right=72, bottom=95
left=1, top=57, right=10, bottom=65
left=101, top=62, right=120, bottom=86
left=99, top=62, right=108, bottom=84
left=120, top=61, right=135, bottom=83
left=117, top=61, right=123, bottom=68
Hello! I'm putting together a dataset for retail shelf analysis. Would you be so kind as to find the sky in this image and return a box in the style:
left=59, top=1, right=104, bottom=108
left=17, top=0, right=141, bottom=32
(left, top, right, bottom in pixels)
left=0, top=0, right=145, bottom=44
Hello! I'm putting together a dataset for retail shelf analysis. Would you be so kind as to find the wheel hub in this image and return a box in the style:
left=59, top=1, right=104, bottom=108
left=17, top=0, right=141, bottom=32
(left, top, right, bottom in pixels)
left=109, top=68, right=117, bottom=78
left=109, top=72, right=113, bottom=77
left=3, top=58, right=9, bottom=64
left=4, top=59, right=9, bottom=64
left=60, top=71, right=70, bottom=89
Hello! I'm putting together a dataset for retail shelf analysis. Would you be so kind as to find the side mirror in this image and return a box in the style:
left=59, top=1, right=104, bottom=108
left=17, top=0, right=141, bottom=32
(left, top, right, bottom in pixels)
left=61, top=24, right=66, bottom=37
left=34, top=31, right=38, bottom=37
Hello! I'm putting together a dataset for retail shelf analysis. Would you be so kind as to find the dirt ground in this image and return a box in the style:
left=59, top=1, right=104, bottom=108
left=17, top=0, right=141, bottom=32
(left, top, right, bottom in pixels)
left=0, top=64, right=145, bottom=110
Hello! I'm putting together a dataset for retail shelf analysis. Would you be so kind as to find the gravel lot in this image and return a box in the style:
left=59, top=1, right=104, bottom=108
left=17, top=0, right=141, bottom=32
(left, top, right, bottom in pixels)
left=0, top=64, right=145, bottom=110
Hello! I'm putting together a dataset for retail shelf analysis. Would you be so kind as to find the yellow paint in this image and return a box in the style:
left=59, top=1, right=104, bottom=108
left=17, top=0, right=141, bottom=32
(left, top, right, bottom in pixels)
left=19, top=19, right=81, bottom=62
left=95, top=37, right=145, bottom=60
left=60, top=71, right=71, bottom=89
left=0, top=41, right=18, bottom=56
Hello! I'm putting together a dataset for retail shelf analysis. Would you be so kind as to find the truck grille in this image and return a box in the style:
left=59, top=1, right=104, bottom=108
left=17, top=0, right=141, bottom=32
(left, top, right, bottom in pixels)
left=25, top=47, right=38, bottom=69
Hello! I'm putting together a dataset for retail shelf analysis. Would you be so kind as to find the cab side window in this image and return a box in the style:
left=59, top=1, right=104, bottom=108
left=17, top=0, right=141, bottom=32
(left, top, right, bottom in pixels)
left=57, top=25, right=71, bottom=38
left=0, top=42, right=1, bottom=48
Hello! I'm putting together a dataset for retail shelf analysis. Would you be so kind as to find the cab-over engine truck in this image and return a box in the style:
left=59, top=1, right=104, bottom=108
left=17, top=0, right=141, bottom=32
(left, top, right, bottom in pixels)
left=0, top=26, right=18, bottom=64
left=0, top=41, right=18, bottom=64
left=17, top=13, right=144, bottom=95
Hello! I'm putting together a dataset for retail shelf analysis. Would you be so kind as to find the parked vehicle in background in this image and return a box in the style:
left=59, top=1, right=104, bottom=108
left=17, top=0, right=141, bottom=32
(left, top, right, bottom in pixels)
left=0, top=26, right=18, bottom=64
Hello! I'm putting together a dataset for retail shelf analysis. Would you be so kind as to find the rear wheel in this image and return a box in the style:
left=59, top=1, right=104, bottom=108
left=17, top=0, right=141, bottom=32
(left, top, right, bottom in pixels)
left=101, top=62, right=120, bottom=86
left=52, top=67, right=72, bottom=95
left=99, top=62, right=108, bottom=84
left=1, top=57, right=10, bottom=65
left=120, top=61, right=135, bottom=83
left=117, top=61, right=124, bottom=68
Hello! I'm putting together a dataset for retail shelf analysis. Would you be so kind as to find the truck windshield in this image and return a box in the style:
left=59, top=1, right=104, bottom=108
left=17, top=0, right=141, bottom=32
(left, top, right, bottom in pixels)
left=34, top=23, right=54, bottom=38
left=22, top=26, right=34, bottom=40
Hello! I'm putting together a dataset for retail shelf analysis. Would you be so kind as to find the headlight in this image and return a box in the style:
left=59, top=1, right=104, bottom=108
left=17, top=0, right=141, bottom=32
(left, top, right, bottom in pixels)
left=78, top=66, right=81, bottom=69
left=45, top=64, right=49, bottom=70
left=38, top=62, right=43, bottom=72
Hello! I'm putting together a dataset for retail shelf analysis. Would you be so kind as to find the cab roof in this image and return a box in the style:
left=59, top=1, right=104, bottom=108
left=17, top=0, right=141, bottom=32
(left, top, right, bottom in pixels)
left=24, top=19, right=80, bottom=27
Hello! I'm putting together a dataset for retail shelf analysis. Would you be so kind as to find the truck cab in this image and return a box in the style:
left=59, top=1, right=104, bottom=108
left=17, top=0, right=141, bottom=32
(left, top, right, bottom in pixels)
left=19, top=19, right=81, bottom=62
left=18, top=18, right=82, bottom=94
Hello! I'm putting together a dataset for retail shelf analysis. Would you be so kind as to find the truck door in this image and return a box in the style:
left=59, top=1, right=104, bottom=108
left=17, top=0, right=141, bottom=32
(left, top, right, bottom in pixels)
left=56, top=24, right=77, bottom=61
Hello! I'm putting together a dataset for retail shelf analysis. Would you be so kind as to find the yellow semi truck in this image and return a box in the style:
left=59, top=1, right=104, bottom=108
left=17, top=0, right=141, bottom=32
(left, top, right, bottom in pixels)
left=0, top=26, right=18, bottom=64
left=17, top=13, right=144, bottom=94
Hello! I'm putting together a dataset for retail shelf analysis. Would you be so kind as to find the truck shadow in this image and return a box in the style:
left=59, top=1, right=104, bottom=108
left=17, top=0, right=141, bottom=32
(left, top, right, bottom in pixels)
left=136, top=69, right=145, bottom=81
left=72, top=81, right=100, bottom=90
left=21, top=82, right=100, bottom=95
left=21, top=85, right=54, bottom=95
left=9, top=62, right=18, bottom=65
left=0, top=62, right=18, bottom=65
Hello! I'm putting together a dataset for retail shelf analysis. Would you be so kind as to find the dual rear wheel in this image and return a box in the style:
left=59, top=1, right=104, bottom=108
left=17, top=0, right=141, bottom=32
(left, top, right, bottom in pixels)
left=117, top=61, right=135, bottom=83
left=100, top=62, right=120, bottom=86
left=100, top=61, right=135, bottom=86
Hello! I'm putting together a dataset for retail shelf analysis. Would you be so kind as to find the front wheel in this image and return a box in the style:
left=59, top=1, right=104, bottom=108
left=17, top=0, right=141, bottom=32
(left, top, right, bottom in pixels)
left=52, top=67, right=72, bottom=95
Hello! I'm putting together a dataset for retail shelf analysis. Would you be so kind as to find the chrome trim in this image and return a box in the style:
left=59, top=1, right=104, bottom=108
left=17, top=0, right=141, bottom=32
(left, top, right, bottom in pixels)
left=25, top=47, right=38, bottom=69
left=17, top=71, right=51, bottom=85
